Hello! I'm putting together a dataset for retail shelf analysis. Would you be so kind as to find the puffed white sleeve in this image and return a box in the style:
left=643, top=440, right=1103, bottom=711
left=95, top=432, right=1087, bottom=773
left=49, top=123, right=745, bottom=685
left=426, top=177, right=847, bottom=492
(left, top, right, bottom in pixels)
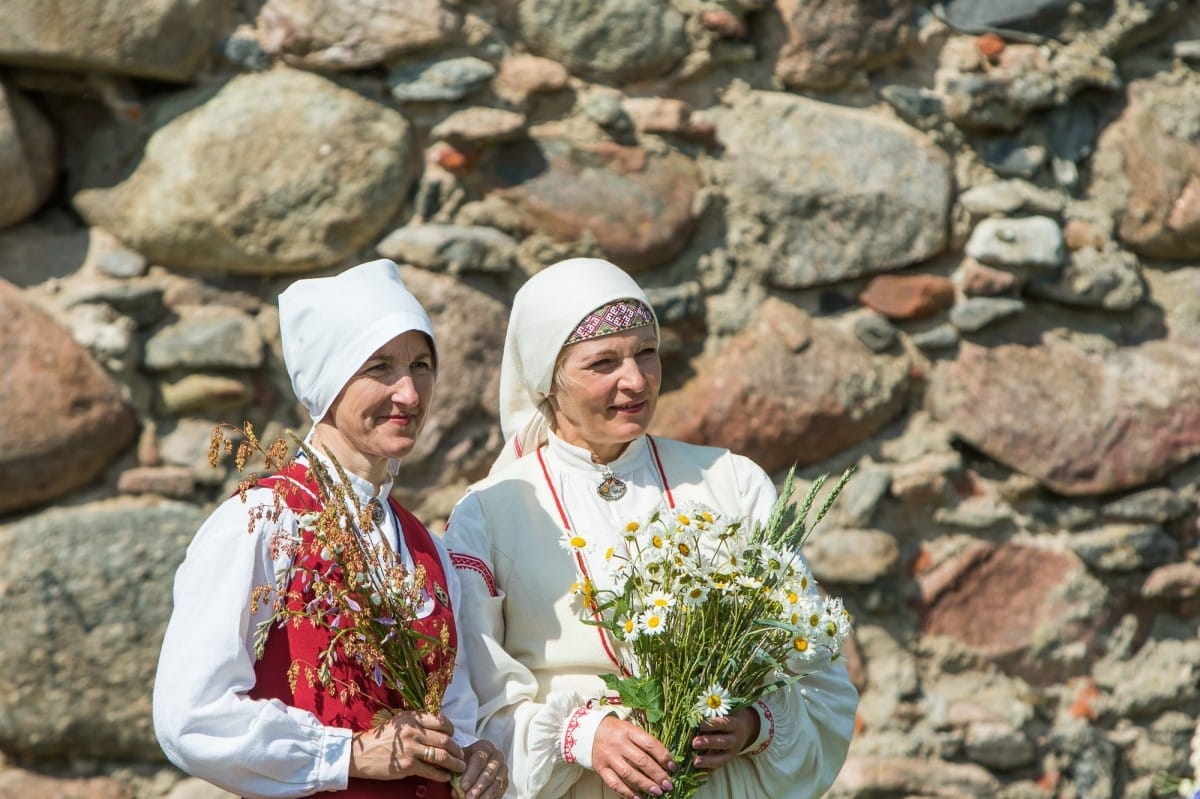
left=431, top=538, right=481, bottom=749
left=722, top=454, right=859, bottom=798
left=445, top=491, right=608, bottom=799
left=152, top=492, right=352, bottom=799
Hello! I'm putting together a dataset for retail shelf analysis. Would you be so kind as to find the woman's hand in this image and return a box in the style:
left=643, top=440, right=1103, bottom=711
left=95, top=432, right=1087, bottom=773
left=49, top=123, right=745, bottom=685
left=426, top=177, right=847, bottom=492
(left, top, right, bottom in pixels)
left=591, top=716, right=676, bottom=799
left=349, top=711, right=465, bottom=782
left=458, top=739, right=509, bottom=798
left=690, top=706, right=761, bottom=770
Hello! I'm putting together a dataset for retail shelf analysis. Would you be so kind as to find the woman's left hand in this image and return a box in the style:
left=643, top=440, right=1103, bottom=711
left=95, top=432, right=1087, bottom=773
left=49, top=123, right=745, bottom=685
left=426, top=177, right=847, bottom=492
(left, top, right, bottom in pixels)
left=458, top=739, right=508, bottom=798
left=691, top=706, right=761, bottom=770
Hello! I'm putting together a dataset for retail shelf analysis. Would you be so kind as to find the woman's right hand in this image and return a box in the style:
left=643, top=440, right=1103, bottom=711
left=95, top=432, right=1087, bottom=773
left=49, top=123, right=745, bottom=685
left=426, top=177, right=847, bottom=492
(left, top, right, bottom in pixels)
left=349, top=711, right=465, bottom=782
left=591, top=716, right=676, bottom=799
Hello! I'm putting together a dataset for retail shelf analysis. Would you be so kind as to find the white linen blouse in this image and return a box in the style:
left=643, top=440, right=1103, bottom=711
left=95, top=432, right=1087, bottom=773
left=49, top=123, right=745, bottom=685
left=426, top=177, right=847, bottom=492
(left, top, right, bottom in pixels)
left=445, top=432, right=858, bottom=799
left=153, top=457, right=479, bottom=799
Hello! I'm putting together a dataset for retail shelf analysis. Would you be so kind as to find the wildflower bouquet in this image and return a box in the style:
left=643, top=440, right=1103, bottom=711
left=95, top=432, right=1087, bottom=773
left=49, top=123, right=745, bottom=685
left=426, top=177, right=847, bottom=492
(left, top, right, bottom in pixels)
left=210, top=422, right=456, bottom=726
left=572, top=469, right=854, bottom=799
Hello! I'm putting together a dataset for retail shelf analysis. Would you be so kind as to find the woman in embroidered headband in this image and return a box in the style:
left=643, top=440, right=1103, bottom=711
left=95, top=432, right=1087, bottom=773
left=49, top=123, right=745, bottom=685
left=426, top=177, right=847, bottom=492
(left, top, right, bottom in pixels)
left=444, top=257, right=857, bottom=799
left=153, top=259, right=507, bottom=799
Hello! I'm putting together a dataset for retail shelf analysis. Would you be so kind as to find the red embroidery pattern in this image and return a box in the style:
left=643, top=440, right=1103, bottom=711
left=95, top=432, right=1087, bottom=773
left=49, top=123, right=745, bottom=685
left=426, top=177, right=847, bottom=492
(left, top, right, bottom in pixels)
left=562, top=706, right=590, bottom=763
left=450, top=553, right=497, bottom=597
left=747, top=700, right=775, bottom=757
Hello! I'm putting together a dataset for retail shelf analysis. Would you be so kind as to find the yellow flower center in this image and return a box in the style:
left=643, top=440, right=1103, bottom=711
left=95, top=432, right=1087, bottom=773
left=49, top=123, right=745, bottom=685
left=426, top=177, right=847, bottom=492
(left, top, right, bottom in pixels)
left=706, top=694, right=724, bottom=709
left=794, top=638, right=809, bottom=652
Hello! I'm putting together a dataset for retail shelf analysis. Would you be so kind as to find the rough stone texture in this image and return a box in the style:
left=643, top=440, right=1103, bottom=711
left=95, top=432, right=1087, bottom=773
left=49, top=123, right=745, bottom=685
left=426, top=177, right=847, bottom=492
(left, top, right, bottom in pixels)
left=377, top=224, right=518, bottom=274
left=710, top=89, right=952, bottom=288
left=0, top=498, right=205, bottom=760
left=0, top=81, right=57, bottom=231
left=474, top=134, right=701, bottom=271
left=255, top=0, right=461, bottom=70
left=858, top=273, right=956, bottom=320
left=775, top=0, right=914, bottom=90
left=914, top=542, right=1112, bottom=684
left=0, top=770, right=134, bottom=799
left=828, top=756, right=1001, bottom=798
left=0, top=0, right=234, bottom=81
left=929, top=338, right=1200, bottom=496
left=511, top=0, right=687, bottom=85
left=391, top=266, right=510, bottom=500
left=71, top=68, right=414, bottom=274
left=1093, top=76, right=1200, bottom=261
left=806, top=528, right=900, bottom=585
left=0, top=280, right=137, bottom=516
left=652, top=298, right=911, bottom=474
left=142, top=306, right=265, bottom=371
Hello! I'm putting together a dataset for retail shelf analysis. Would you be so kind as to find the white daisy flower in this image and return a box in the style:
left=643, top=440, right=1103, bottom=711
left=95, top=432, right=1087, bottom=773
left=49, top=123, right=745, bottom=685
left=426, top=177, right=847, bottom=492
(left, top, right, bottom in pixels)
left=734, top=574, right=763, bottom=592
left=618, top=615, right=640, bottom=642
left=645, top=590, right=676, bottom=609
left=638, top=609, right=668, bottom=635
left=559, top=532, right=590, bottom=552
left=696, top=683, right=732, bottom=718
left=681, top=583, right=710, bottom=607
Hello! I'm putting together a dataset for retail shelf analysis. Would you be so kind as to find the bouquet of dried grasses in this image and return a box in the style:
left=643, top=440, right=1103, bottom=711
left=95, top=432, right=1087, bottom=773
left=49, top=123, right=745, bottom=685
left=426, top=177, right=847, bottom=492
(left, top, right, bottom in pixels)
left=209, top=422, right=456, bottom=727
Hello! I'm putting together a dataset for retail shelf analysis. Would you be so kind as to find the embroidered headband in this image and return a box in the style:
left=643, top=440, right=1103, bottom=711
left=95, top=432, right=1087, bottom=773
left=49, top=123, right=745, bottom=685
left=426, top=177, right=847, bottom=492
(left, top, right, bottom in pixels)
left=565, top=299, right=655, bottom=345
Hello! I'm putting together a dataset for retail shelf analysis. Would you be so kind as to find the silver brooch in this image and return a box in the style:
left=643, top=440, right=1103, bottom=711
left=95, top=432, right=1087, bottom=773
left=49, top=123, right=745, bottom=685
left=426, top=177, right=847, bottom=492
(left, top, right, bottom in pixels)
left=367, top=498, right=386, bottom=525
left=597, top=472, right=627, bottom=501
left=433, top=583, right=450, bottom=607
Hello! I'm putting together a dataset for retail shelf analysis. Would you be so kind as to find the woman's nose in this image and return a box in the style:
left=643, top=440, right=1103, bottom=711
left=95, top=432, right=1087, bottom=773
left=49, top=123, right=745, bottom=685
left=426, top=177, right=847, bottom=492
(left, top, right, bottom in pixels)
left=618, top=359, right=648, bottom=391
left=391, top=374, right=420, bottom=404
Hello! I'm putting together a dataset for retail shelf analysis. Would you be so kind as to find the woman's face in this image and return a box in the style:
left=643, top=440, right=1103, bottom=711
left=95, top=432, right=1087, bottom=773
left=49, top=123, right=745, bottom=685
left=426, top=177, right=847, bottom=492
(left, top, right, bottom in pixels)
left=319, top=330, right=436, bottom=481
left=548, top=325, right=660, bottom=464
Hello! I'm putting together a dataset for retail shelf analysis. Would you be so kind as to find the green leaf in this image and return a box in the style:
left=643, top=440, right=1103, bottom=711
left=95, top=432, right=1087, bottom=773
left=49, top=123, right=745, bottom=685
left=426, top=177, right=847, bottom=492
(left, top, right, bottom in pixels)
left=600, top=673, right=665, bottom=724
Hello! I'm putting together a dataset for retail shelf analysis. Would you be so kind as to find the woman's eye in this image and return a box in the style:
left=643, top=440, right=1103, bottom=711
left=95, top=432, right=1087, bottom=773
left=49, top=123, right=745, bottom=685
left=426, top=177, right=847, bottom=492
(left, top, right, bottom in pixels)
left=412, top=360, right=434, bottom=372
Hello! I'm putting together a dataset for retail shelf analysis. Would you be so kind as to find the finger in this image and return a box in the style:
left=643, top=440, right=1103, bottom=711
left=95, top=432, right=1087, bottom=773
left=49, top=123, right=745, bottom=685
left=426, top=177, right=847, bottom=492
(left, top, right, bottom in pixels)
left=413, top=712, right=456, bottom=734
left=462, top=746, right=491, bottom=782
left=469, top=767, right=507, bottom=799
left=617, top=754, right=672, bottom=798
left=629, top=730, right=676, bottom=773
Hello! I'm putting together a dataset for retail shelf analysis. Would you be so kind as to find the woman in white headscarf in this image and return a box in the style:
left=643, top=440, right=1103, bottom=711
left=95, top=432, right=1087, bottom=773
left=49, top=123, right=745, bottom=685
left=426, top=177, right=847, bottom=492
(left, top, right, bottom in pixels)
left=444, top=258, right=858, bottom=799
left=153, top=259, right=508, bottom=799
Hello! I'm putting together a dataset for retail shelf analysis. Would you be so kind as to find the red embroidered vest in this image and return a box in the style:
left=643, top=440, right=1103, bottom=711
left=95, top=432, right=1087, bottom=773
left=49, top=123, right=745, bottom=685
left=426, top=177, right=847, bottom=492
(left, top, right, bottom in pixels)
left=249, top=463, right=456, bottom=799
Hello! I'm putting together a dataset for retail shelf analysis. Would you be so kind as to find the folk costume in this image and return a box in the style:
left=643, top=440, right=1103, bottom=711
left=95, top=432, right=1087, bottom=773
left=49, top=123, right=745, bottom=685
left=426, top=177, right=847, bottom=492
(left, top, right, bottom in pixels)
left=444, top=259, right=858, bottom=799
left=154, top=261, right=479, bottom=799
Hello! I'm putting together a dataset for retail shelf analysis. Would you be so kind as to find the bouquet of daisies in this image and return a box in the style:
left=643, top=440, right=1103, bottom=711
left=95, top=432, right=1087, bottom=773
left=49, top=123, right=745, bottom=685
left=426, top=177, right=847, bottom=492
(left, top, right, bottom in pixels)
left=571, top=469, right=853, bottom=799
left=210, top=422, right=456, bottom=725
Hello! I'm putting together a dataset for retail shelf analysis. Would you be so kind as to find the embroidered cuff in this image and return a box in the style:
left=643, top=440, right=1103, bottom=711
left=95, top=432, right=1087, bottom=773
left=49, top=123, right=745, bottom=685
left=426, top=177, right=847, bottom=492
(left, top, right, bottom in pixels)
left=561, top=707, right=613, bottom=769
left=738, top=700, right=775, bottom=757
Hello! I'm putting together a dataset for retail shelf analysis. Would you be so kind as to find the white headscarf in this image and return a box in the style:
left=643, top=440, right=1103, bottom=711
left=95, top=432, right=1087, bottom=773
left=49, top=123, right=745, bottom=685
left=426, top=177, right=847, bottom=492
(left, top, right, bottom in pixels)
left=278, top=258, right=436, bottom=425
left=493, top=257, right=659, bottom=473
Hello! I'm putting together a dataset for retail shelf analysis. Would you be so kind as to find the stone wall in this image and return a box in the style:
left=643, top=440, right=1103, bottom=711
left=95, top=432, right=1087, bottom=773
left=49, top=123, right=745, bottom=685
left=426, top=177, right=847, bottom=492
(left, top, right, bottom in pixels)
left=0, top=1, right=1198, bottom=798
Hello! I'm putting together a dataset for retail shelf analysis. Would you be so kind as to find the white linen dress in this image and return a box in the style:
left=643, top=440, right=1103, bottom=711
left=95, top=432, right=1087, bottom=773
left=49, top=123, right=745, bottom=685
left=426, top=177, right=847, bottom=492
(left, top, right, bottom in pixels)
left=445, top=432, right=858, bottom=799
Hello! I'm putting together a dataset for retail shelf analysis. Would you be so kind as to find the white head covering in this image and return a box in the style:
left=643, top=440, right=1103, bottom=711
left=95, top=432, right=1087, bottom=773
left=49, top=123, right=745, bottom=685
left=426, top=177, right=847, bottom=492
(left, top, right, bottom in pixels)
left=493, top=257, right=659, bottom=472
left=278, top=258, right=436, bottom=425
